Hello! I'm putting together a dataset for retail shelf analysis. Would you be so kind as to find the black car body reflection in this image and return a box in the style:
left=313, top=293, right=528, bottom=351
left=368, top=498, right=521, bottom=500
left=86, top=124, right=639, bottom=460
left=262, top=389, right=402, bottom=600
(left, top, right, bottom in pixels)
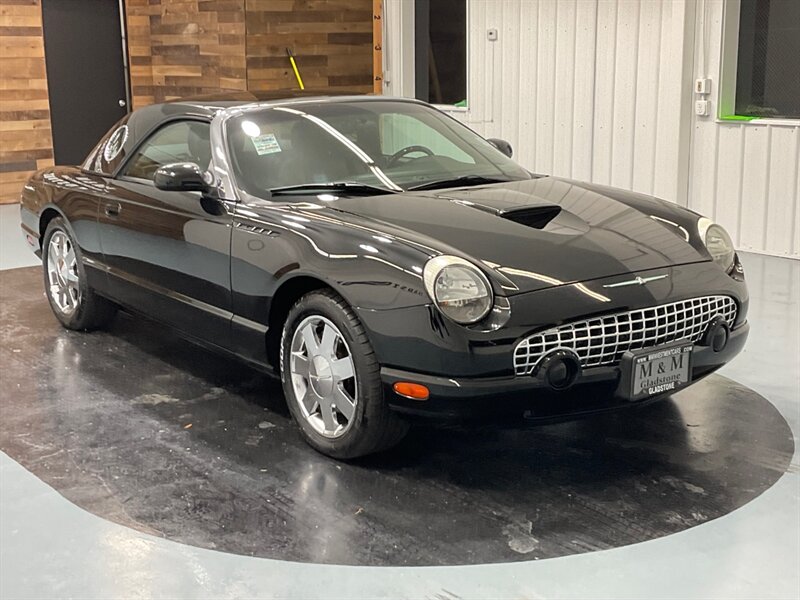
left=19, top=92, right=749, bottom=458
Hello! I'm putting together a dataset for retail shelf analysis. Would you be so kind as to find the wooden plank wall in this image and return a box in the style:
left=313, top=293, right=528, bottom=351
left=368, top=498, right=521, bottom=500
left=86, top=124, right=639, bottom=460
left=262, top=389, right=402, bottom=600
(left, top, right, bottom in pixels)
left=126, top=0, right=375, bottom=107
left=0, top=0, right=53, bottom=204
left=126, top=0, right=248, bottom=109
left=245, top=0, right=373, bottom=93
left=0, top=0, right=375, bottom=203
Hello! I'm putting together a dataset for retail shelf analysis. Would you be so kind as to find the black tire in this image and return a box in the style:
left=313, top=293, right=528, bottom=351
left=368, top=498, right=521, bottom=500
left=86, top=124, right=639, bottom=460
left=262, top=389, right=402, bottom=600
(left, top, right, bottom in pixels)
left=280, top=289, right=409, bottom=459
left=42, top=217, right=116, bottom=331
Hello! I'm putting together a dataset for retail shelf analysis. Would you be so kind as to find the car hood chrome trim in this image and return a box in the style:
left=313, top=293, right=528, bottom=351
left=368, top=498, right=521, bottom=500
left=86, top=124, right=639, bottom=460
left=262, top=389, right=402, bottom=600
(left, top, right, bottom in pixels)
left=602, top=274, right=670, bottom=288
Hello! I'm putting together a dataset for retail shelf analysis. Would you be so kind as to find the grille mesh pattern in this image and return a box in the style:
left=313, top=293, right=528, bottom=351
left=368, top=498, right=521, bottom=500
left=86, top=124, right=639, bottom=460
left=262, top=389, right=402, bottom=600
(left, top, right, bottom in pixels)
left=514, top=296, right=737, bottom=376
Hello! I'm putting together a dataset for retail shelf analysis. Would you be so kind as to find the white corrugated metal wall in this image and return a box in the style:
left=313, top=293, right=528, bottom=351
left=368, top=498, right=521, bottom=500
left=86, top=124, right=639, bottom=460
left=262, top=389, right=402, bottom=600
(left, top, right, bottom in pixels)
left=455, top=0, right=693, bottom=208
left=384, top=0, right=799, bottom=258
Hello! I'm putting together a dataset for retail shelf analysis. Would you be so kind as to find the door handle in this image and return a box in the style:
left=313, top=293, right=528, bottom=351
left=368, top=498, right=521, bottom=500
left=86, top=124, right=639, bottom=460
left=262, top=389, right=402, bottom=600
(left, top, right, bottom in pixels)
left=118, top=99, right=127, bottom=107
left=104, top=202, right=122, bottom=217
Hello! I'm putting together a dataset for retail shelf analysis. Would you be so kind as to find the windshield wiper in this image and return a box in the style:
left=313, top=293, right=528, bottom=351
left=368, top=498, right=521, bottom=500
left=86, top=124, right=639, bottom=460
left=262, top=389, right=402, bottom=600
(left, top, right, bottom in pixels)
left=270, top=182, right=396, bottom=197
left=409, top=175, right=512, bottom=191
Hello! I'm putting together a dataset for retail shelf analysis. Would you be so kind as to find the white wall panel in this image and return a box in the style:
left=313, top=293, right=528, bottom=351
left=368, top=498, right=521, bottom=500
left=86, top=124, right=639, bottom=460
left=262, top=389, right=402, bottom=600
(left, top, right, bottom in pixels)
left=454, top=0, right=689, bottom=206
left=516, top=0, right=539, bottom=170
left=571, top=0, right=597, bottom=182
left=764, top=127, right=799, bottom=255
left=591, top=0, right=618, bottom=186
left=609, top=0, right=639, bottom=189
left=654, top=0, right=692, bottom=201
left=739, top=125, right=771, bottom=251
left=714, top=124, right=745, bottom=242
left=552, top=0, right=577, bottom=178
left=631, top=0, right=662, bottom=194
left=533, top=0, right=557, bottom=175
left=499, top=0, right=521, bottom=161
left=795, top=145, right=800, bottom=256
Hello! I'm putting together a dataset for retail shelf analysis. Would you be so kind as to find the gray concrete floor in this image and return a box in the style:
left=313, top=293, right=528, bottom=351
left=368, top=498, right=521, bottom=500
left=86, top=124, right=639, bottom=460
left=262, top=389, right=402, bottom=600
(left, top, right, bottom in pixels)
left=0, top=205, right=39, bottom=271
left=1, top=202, right=798, bottom=599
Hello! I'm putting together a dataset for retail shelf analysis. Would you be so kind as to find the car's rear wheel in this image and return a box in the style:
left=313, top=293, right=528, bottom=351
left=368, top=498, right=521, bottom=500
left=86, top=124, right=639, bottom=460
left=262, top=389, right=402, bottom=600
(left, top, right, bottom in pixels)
left=281, top=289, right=408, bottom=459
left=42, top=217, right=116, bottom=331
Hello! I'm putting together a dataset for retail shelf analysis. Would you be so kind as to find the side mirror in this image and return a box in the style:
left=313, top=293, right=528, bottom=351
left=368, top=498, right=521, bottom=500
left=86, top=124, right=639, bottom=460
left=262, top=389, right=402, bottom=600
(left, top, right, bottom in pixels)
left=154, top=162, right=211, bottom=193
left=487, top=138, right=513, bottom=158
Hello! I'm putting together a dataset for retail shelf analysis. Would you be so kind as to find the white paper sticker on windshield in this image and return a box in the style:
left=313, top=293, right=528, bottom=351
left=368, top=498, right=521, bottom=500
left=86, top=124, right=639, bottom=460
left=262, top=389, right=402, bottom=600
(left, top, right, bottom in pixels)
left=251, top=133, right=281, bottom=156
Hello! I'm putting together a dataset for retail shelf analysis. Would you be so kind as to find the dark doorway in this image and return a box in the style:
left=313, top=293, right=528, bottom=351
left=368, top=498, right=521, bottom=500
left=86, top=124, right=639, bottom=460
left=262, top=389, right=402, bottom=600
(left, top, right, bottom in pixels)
left=414, top=0, right=467, bottom=106
left=41, top=0, right=129, bottom=165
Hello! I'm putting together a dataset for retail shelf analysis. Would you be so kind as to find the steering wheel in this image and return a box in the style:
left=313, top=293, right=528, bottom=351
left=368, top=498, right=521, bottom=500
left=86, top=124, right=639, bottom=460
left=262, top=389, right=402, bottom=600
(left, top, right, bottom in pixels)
left=387, top=145, right=435, bottom=167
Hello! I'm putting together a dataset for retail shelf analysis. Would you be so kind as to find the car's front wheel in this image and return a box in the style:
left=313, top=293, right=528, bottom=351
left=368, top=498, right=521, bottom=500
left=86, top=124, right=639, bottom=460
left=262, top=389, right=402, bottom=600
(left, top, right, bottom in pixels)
left=42, top=217, right=116, bottom=331
left=281, top=289, right=408, bottom=459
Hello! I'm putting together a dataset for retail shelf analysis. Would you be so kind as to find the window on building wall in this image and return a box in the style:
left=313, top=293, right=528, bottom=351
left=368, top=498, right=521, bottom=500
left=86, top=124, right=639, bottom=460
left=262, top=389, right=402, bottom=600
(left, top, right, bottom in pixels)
left=414, top=0, right=467, bottom=107
left=734, top=0, right=800, bottom=118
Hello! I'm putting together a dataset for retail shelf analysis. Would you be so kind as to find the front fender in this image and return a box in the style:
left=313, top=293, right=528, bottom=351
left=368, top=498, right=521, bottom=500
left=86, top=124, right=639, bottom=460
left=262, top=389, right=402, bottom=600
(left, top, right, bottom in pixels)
left=229, top=205, right=433, bottom=368
left=231, top=202, right=432, bottom=313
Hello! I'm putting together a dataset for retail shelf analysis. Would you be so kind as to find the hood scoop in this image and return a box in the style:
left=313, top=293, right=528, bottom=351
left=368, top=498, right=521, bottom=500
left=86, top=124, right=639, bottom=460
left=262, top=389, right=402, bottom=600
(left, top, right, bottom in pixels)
left=500, top=205, right=562, bottom=229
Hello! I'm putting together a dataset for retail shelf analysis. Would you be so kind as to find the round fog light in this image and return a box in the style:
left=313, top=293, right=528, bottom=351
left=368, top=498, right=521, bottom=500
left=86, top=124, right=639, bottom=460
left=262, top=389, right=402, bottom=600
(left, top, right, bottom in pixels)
left=536, top=351, right=581, bottom=390
left=701, top=316, right=730, bottom=353
left=547, top=359, right=571, bottom=388
left=711, top=326, right=729, bottom=352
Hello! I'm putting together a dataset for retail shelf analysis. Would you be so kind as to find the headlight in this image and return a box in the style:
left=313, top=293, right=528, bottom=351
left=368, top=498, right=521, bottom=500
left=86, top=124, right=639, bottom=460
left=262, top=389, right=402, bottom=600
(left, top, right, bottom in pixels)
left=423, top=255, right=493, bottom=324
left=697, top=217, right=735, bottom=271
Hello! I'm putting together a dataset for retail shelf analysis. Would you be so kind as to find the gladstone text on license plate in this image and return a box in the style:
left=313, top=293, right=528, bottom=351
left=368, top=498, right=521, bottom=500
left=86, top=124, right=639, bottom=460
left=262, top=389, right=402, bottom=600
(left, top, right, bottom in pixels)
left=630, top=343, right=693, bottom=400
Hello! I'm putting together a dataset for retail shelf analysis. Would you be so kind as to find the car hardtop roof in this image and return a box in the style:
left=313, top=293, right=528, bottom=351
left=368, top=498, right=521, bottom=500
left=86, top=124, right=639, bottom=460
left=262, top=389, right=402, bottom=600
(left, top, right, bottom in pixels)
left=120, top=92, right=425, bottom=148
left=160, top=90, right=421, bottom=114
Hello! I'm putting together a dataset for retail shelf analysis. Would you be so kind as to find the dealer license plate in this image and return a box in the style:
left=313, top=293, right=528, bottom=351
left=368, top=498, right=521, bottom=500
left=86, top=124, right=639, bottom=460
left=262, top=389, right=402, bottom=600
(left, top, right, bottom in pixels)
left=619, top=342, right=693, bottom=401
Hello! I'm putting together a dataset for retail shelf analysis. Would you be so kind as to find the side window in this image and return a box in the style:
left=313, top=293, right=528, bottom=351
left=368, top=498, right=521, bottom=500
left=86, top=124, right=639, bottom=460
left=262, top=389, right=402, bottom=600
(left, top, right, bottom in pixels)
left=380, top=113, right=474, bottom=163
left=122, top=120, right=211, bottom=181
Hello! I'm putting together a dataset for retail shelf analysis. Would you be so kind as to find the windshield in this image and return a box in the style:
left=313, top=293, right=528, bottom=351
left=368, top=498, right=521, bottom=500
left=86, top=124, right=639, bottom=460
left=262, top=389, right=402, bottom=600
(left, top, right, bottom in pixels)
left=225, top=100, right=530, bottom=197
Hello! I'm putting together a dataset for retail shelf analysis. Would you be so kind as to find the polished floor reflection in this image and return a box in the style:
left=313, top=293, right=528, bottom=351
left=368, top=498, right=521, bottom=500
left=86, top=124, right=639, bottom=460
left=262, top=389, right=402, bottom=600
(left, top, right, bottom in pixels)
left=0, top=266, right=793, bottom=566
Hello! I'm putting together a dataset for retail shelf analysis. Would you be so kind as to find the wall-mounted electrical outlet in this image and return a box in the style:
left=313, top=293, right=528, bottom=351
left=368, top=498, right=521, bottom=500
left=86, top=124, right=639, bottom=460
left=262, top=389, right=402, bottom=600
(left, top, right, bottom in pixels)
left=695, top=78, right=711, bottom=95
left=487, top=28, right=498, bottom=42
left=695, top=100, right=710, bottom=116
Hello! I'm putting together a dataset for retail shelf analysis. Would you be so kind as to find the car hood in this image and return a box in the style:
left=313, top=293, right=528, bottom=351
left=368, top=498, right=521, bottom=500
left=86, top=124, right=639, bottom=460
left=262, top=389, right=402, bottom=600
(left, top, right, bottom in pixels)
left=328, top=177, right=708, bottom=294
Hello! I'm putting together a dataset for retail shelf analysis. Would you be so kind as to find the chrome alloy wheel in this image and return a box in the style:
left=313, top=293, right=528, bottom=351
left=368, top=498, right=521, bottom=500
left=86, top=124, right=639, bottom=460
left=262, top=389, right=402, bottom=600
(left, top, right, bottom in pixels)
left=289, top=315, right=358, bottom=438
left=46, top=231, right=80, bottom=316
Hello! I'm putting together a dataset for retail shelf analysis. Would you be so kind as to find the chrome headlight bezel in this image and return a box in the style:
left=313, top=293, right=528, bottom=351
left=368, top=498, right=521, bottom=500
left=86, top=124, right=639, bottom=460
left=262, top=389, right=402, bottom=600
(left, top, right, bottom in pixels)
left=423, top=255, right=494, bottom=325
left=697, top=217, right=735, bottom=272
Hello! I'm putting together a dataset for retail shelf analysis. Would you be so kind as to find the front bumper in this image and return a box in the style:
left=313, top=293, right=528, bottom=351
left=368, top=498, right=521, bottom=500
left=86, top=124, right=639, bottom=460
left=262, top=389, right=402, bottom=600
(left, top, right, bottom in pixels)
left=358, top=262, right=749, bottom=378
left=380, top=320, right=748, bottom=423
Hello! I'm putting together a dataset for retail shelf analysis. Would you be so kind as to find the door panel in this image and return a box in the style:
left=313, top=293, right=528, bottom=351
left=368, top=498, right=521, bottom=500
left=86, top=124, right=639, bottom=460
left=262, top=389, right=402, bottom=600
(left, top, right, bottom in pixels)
left=97, top=119, right=231, bottom=346
left=41, top=0, right=128, bottom=165
left=97, top=179, right=233, bottom=345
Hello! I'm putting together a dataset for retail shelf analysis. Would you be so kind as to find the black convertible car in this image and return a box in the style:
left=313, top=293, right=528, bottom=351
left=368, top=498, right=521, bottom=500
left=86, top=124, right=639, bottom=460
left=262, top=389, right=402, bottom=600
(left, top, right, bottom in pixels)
left=19, top=92, right=748, bottom=458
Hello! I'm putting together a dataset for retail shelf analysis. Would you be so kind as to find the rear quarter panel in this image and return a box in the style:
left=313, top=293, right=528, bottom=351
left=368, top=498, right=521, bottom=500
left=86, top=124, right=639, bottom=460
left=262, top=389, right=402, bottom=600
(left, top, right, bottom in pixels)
left=20, top=167, right=107, bottom=291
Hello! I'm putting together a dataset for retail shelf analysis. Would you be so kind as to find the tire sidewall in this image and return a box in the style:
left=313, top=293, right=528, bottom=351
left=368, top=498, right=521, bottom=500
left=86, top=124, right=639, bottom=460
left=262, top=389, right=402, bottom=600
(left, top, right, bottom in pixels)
left=281, top=292, right=382, bottom=456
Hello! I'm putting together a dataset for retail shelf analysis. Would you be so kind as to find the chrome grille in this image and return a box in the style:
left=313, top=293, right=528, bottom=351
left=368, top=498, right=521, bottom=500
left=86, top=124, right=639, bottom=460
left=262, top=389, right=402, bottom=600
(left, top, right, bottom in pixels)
left=514, top=295, right=737, bottom=376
